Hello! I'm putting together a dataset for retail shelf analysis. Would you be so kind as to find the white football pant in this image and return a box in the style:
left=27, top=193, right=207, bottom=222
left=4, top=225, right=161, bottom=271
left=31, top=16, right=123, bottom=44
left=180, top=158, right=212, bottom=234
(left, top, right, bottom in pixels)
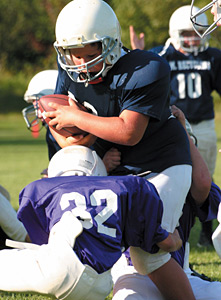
left=212, top=203, right=221, bottom=260
left=136, top=164, right=192, bottom=273
left=0, top=211, right=112, bottom=300
left=191, top=119, right=217, bottom=177
left=112, top=243, right=221, bottom=300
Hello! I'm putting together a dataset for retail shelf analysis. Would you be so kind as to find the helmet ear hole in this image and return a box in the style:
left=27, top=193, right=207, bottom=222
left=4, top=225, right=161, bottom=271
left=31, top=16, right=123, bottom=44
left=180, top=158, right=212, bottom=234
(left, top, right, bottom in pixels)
left=48, top=145, right=107, bottom=178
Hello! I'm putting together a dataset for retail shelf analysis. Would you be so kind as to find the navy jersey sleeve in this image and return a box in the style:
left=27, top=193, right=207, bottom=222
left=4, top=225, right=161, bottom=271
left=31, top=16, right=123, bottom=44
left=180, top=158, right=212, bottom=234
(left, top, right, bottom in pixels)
left=208, top=47, right=221, bottom=96
left=109, top=50, right=171, bottom=121
left=193, top=182, right=221, bottom=222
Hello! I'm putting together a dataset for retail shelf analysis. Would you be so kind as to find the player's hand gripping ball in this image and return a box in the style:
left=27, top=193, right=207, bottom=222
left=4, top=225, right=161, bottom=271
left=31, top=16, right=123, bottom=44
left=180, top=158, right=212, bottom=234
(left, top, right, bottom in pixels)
left=39, top=94, right=90, bottom=137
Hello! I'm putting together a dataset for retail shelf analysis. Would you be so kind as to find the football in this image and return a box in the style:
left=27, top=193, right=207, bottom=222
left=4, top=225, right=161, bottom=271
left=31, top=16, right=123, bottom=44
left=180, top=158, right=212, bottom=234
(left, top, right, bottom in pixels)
left=39, top=94, right=90, bottom=137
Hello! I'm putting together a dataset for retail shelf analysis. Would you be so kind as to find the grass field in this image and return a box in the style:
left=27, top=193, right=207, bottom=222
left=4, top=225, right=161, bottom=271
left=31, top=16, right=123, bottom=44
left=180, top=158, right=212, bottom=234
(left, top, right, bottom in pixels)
left=0, top=101, right=221, bottom=299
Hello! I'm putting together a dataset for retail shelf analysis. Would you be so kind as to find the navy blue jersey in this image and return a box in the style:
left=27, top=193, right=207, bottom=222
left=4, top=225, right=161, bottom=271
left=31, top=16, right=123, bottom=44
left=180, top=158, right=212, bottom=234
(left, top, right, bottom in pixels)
left=171, top=182, right=221, bottom=267
left=151, top=44, right=221, bottom=123
left=55, top=49, right=191, bottom=174
left=17, top=176, right=168, bottom=274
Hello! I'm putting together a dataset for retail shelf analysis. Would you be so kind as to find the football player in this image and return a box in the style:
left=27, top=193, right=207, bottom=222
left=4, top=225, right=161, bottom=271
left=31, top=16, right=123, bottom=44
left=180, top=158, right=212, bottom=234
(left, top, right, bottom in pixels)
left=44, top=1, right=193, bottom=293
left=22, top=70, right=58, bottom=134
left=130, top=5, right=221, bottom=247
left=22, top=69, right=62, bottom=159
left=0, top=146, right=194, bottom=300
left=190, top=0, right=221, bottom=37
left=112, top=106, right=221, bottom=300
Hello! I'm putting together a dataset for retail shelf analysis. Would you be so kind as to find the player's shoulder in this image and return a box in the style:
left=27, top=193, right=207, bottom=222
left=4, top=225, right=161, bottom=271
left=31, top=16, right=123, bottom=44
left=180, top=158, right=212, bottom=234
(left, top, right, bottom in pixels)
left=150, top=43, right=178, bottom=58
left=110, top=49, right=170, bottom=88
left=128, top=48, right=170, bottom=68
left=113, top=175, right=159, bottom=197
left=19, top=177, right=66, bottom=200
left=204, top=46, right=221, bottom=60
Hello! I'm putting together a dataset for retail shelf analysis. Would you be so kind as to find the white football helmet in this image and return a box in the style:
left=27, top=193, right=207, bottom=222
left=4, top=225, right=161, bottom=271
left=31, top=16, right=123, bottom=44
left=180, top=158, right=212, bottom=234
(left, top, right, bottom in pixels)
left=54, top=0, right=122, bottom=85
left=190, top=0, right=221, bottom=37
left=23, top=70, right=58, bottom=131
left=24, top=70, right=58, bottom=103
left=48, top=145, right=107, bottom=177
left=169, top=5, right=209, bottom=54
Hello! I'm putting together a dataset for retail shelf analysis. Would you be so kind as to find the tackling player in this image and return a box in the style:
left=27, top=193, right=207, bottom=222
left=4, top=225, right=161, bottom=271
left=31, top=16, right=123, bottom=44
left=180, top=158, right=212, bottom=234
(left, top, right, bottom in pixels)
left=0, top=146, right=195, bottom=300
left=112, top=106, right=221, bottom=300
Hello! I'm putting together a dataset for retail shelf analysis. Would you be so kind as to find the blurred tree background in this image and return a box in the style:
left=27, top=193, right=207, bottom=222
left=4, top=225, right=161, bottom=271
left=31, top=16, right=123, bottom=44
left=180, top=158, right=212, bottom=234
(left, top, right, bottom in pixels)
left=0, top=0, right=220, bottom=112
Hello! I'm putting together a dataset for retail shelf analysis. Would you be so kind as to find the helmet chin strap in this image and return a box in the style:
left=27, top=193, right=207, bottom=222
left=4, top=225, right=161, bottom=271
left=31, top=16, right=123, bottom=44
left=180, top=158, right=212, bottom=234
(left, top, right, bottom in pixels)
left=79, top=73, right=89, bottom=87
left=79, top=72, right=103, bottom=86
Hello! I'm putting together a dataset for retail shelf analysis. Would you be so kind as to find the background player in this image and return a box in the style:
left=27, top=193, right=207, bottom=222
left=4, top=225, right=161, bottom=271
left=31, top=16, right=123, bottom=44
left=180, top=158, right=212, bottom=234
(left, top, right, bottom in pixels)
left=0, top=146, right=196, bottom=300
left=22, top=69, right=61, bottom=161
left=130, top=5, right=221, bottom=247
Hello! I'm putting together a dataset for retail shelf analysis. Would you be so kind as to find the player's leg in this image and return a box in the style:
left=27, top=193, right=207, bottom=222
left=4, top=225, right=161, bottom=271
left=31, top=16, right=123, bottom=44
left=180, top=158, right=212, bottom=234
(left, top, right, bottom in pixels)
left=212, top=204, right=221, bottom=259
left=112, top=270, right=164, bottom=300
left=147, top=164, right=192, bottom=232
left=188, top=273, right=221, bottom=300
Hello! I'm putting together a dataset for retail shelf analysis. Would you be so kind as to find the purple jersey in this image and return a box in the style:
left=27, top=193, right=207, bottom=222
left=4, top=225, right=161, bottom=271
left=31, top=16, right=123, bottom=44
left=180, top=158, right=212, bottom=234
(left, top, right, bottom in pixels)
left=17, top=176, right=168, bottom=274
left=151, top=44, right=221, bottom=123
left=172, top=182, right=221, bottom=267
left=125, top=182, right=221, bottom=268
left=54, top=49, right=191, bottom=174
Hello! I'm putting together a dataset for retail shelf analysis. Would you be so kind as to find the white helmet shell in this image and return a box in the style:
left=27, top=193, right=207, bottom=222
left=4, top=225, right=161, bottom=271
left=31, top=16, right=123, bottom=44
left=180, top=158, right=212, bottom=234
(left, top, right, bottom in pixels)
left=169, top=5, right=209, bottom=54
left=24, top=70, right=58, bottom=103
left=54, top=0, right=122, bottom=84
left=48, top=145, right=107, bottom=177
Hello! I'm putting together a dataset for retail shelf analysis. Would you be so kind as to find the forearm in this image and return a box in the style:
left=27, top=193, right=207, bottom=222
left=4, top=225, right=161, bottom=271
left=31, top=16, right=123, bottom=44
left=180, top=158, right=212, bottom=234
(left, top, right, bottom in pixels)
left=188, top=134, right=212, bottom=205
left=73, top=110, right=148, bottom=146
left=49, top=127, right=97, bottom=148
left=157, top=229, right=182, bottom=252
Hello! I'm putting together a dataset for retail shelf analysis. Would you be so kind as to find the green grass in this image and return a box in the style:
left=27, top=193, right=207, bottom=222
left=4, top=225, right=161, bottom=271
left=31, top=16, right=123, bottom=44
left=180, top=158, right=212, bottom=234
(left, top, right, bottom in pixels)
left=0, top=103, right=221, bottom=299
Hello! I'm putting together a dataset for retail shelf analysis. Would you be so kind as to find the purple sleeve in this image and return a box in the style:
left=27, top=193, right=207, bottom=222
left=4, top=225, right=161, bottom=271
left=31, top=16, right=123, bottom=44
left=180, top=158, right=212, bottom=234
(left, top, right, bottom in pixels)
left=194, top=182, right=221, bottom=222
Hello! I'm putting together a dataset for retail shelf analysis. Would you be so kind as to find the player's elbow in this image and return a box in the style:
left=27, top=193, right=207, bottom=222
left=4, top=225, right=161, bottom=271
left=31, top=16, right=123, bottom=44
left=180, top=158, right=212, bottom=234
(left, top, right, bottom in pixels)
left=120, top=132, right=143, bottom=146
left=157, top=232, right=182, bottom=253
left=191, top=175, right=212, bottom=206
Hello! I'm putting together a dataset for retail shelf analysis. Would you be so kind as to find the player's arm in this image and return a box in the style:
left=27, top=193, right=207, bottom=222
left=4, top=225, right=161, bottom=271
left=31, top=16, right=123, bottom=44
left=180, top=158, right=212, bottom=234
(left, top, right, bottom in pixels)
left=211, top=1, right=221, bottom=26
left=49, top=126, right=97, bottom=149
left=102, top=147, right=121, bottom=173
left=0, top=189, right=29, bottom=243
left=46, top=98, right=149, bottom=146
left=129, top=25, right=145, bottom=50
left=171, top=105, right=211, bottom=205
left=157, top=229, right=182, bottom=252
